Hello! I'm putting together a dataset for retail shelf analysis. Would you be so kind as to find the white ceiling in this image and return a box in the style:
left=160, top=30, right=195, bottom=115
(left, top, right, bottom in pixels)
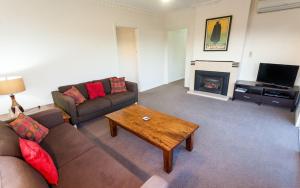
left=110, top=0, right=222, bottom=12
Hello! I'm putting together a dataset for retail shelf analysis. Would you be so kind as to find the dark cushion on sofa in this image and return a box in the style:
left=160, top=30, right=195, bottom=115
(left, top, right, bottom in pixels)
left=59, top=83, right=89, bottom=99
left=30, top=109, right=65, bottom=129
left=94, top=78, right=111, bottom=94
left=77, top=97, right=111, bottom=117
left=41, top=123, right=94, bottom=168
left=0, top=124, right=22, bottom=158
left=106, top=92, right=136, bottom=106
left=0, top=156, right=49, bottom=188
left=54, top=147, right=143, bottom=188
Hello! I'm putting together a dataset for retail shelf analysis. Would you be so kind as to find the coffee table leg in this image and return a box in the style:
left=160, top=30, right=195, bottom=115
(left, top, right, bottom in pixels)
left=186, top=134, right=194, bottom=151
left=163, top=150, right=173, bottom=173
left=109, top=120, right=117, bottom=137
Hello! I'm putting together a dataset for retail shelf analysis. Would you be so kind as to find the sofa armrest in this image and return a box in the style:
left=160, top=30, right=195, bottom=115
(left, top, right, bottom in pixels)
left=30, top=109, right=64, bottom=129
left=51, top=91, right=78, bottom=124
left=126, top=81, right=138, bottom=102
left=126, top=81, right=138, bottom=93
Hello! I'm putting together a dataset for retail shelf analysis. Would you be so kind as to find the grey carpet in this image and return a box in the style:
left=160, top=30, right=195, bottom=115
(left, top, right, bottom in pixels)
left=79, top=80, right=300, bottom=188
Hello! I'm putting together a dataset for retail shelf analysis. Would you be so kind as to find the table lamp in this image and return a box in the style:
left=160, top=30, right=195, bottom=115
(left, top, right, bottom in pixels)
left=0, top=76, right=26, bottom=115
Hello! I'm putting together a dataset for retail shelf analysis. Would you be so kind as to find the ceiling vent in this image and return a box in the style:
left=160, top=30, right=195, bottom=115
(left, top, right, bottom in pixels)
left=257, top=0, right=300, bottom=13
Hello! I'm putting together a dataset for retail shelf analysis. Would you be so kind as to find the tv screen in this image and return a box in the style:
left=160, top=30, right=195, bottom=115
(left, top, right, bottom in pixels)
left=257, top=63, right=299, bottom=87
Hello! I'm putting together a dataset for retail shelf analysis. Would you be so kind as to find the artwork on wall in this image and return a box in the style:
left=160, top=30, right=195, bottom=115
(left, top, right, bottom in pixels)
left=204, top=15, right=232, bottom=51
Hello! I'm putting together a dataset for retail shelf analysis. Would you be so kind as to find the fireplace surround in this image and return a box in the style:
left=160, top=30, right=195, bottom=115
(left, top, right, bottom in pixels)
left=188, top=60, right=239, bottom=101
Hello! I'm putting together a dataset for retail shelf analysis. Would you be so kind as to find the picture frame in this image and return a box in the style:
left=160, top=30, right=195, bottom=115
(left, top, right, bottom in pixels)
left=203, top=15, right=232, bottom=51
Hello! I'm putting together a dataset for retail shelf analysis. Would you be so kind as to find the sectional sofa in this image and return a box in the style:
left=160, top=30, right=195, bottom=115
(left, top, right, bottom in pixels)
left=0, top=109, right=170, bottom=188
left=0, top=109, right=147, bottom=188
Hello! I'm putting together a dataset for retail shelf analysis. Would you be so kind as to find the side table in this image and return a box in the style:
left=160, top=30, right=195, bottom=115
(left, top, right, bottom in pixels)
left=0, top=104, right=71, bottom=123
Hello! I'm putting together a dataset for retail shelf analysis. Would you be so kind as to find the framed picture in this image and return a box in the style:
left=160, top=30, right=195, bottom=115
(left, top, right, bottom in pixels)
left=204, top=15, right=232, bottom=51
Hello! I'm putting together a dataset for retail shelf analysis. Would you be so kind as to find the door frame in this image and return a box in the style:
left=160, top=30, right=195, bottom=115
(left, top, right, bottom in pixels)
left=165, top=27, right=189, bottom=84
left=113, top=25, right=141, bottom=89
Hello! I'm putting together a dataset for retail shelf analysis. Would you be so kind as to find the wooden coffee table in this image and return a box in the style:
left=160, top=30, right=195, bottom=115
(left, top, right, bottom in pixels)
left=105, top=104, right=199, bottom=173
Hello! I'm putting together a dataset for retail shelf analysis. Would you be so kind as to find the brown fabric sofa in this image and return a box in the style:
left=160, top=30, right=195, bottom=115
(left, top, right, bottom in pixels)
left=52, top=78, right=138, bottom=125
left=0, top=109, right=143, bottom=188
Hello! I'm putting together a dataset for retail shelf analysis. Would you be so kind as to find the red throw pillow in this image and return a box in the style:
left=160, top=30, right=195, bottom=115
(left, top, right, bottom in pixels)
left=9, top=114, right=49, bottom=143
left=19, top=138, right=59, bottom=185
left=110, top=77, right=127, bottom=94
left=85, top=82, right=106, bottom=99
left=63, top=86, right=86, bottom=105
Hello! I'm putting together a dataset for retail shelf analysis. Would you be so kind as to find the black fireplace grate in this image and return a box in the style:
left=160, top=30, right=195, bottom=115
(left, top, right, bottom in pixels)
left=194, top=70, right=230, bottom=96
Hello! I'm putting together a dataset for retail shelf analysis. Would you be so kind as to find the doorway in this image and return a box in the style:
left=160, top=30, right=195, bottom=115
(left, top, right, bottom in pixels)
left=166, top=28, right=188, bottom=83
left=116, top=26, right=138, bottom=83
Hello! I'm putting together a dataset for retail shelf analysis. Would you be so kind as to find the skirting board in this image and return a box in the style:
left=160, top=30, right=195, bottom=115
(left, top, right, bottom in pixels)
left=187, top=90, right=229, bottom=101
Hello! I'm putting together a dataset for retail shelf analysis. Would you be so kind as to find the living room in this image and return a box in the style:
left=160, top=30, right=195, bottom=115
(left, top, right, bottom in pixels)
left=0, top=0, right=299, bottom=188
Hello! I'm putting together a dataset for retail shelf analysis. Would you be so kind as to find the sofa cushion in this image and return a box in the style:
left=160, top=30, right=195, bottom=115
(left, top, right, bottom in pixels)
left=9, top=113, right=49, bottom=143
left=0, top=124, right=22, bottom=158
left=41, top=123, right=94, bottom=168
left=59, top=83, right=89, bottom=99
left=0, top=156, right=49, bottom=188
left=63, top=86, right=86, bottom=105
left=54, top=147, right=143, bottom=188
left=110, top=77, right=127, bottom=94
left=93, top=78, right=111, bottom=94
left=30, top=109, right=65, bottom=129
left=106, top=92, right=136, bottom=106
left=20, top=138, right=59, bottom=185
left=85, top=81, right=106, bottom=99
left=77, top=97, right=111, bottom=117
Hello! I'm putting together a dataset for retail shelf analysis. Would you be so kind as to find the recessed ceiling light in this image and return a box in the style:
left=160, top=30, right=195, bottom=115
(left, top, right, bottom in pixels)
left=162, top=0, right=172, bottom=3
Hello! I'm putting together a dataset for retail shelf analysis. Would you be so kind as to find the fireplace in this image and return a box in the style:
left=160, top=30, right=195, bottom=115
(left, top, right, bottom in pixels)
left=188, top=60, right=238, bottom=100
left=194, top=70, right=230, bottom=96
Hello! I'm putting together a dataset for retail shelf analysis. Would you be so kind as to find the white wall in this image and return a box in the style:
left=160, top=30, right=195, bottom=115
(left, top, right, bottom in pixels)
left=192, top=0, right=251, bottom=62
left=239, top=1, right=300, bottom=85
left=167, top=28, right=188, bottom=83
left=0, top=0, right=165, bottom=114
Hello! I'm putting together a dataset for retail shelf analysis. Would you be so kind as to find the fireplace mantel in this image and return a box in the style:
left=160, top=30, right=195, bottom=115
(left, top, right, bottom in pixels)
left=187, top=60, right=239, bottom=101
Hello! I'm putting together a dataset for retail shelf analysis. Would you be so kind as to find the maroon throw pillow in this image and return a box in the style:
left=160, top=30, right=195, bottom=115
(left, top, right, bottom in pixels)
left=19, top=138, right=59, bottom=185
left=85, top=82, right=106, bottom=99
left=9, top=114, right=49, bottom=143
left=63, top=86, right=86, bottom=105
left=110, top=77, right=127, bottom=94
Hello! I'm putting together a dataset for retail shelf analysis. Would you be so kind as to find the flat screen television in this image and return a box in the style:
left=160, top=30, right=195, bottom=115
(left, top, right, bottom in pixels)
left=257, top=63, right=299, bottom=87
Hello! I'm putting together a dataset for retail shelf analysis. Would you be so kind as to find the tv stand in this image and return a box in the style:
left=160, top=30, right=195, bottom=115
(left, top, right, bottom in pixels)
left=256, top=83, right=290, bottom=90
left=233, top=80, right=300, bottom=112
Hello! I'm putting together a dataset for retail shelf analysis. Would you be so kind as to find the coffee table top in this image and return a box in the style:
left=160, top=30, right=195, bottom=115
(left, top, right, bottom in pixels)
left=105, top=104, right=199, bottom=151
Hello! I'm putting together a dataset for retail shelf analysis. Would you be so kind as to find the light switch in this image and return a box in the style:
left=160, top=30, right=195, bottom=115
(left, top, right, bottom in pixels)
left=249, top=51, right=253, bottom=58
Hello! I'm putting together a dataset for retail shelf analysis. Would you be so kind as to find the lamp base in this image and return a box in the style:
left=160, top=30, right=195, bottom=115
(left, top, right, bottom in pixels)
left=10, top=94, right=24, bottom=114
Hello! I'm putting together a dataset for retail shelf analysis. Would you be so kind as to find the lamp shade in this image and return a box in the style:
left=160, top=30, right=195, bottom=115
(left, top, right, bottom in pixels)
left=0, top=77, right=26, bottom=95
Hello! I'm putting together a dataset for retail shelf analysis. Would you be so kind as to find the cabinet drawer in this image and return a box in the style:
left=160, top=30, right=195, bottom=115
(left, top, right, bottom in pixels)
left=261, top=96, right=293, bottom=108
left=234, top=92, right=261, bottom=103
